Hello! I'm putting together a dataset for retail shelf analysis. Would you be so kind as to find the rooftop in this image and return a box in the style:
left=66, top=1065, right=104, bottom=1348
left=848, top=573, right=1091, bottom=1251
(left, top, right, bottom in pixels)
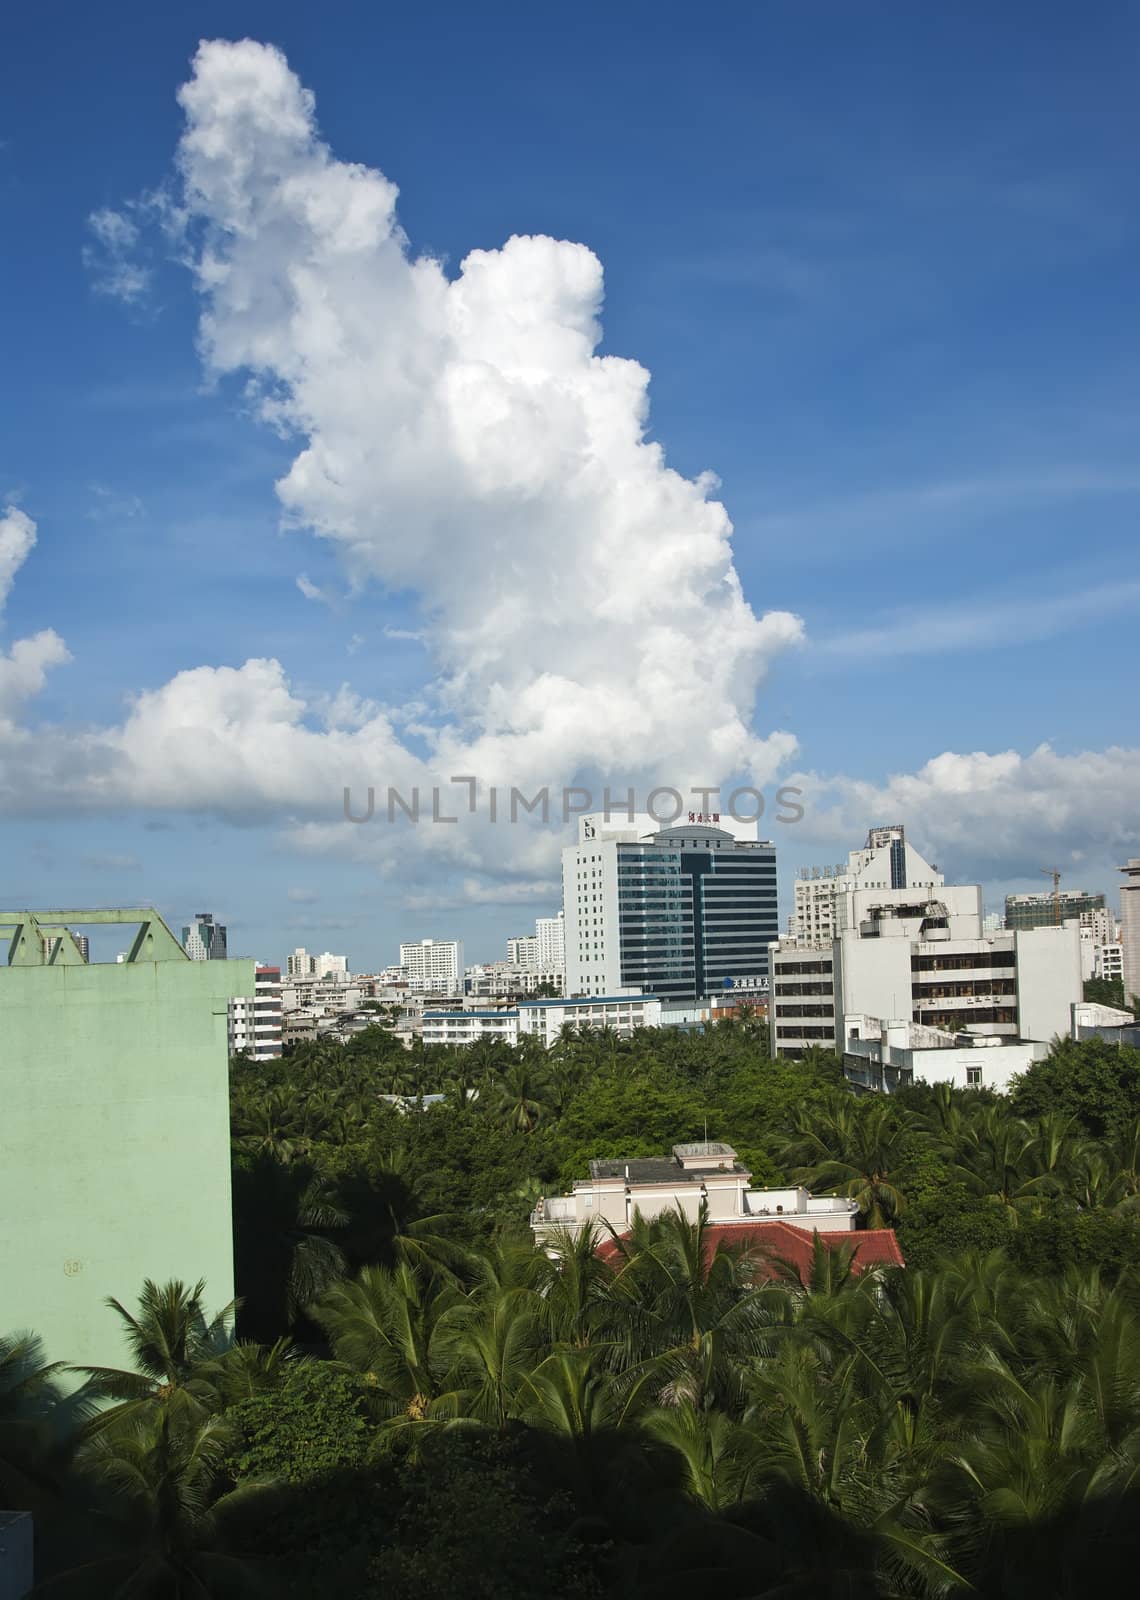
left=517, top=994, right=660, bottom=1009
left=596, top=1220, right=904, bottom=1280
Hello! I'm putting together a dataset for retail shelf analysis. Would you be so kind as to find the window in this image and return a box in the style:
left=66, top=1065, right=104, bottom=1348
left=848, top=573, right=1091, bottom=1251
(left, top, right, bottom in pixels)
left=965, top=1066, right=982, bottom=1088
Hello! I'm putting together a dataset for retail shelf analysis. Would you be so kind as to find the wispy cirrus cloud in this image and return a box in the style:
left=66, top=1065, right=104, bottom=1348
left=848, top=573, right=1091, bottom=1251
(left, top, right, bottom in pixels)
left=821, top=577, right=1140, bottom=662
left=759, top=468, right=1140, bottom=546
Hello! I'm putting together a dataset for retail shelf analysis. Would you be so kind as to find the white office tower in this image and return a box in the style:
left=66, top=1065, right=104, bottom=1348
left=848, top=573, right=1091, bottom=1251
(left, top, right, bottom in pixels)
left=506, top=935, right=540, bottom=967
left=562, top=812, right=777, bottom=1002
left=399, top=938, right=465, bottom=994
left=1121, top=859, right=1140, bottom=1005
left=770, top=825, right=1083, bottom=1058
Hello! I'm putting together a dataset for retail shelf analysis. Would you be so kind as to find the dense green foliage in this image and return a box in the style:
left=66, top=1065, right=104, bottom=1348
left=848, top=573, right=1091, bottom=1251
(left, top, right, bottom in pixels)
left=11, top=1025, right=1140, bottom=1595
left=1082, top=975, right=1140, bottom=1015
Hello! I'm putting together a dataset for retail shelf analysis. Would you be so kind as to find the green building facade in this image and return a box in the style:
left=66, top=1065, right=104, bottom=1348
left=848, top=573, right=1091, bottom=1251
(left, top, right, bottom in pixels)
left=1, top=910, right=251, bottom=1381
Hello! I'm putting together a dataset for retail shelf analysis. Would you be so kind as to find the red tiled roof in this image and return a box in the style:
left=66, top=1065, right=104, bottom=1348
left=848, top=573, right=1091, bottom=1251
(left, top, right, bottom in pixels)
left=597, top=1219, right=904, bottom=1281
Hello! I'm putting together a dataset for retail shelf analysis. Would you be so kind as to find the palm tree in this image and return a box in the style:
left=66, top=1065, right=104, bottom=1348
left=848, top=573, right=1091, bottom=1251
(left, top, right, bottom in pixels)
left=644, top=1402, right=757, bottom=1513
left=949, top=1104, right=1052, bottom=1222
left=0, top=1331, right=76, bottom=1510
left=490, top=1059, right=550, bottom=1133
left=783, top=1097, right=909, bottom=1226
left=231, top=1155, right=348, bottom=1340
left=44, top=1409, right=274, bottom=1597
left=444, top=1283, right=546, bottom=1431
left=312, top=1262, right=464, bottom=1424
left=76, top=1281, right=236, bottom=1429
left=535, top=1222, right=616, bottom=1349
left=606, top=1204, right=770, bottom=1412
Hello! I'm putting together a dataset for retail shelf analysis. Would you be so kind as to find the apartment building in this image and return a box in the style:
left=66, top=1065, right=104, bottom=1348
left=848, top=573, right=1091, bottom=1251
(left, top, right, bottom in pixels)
left=228, top=965, right=283, bottom=1059
left=422, top=992, right=664, bottom=1049
left=399, top=938, right=464, bottom=994
left=287, top=947, right=348, bottom=979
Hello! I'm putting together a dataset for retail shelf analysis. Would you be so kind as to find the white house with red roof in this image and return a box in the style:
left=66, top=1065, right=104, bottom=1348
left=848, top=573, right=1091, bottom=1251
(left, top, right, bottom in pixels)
left=532, top=1141, right=862, bottom=1245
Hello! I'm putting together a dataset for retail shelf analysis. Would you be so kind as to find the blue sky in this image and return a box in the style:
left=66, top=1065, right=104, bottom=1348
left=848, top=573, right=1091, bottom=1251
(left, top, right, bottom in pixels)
left=1, top=1, right=1137, bottom=967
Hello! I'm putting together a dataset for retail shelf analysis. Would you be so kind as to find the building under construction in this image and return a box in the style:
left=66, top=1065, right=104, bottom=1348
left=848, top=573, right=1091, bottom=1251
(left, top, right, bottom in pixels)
left=1004, top=889, right=1106, bottom=931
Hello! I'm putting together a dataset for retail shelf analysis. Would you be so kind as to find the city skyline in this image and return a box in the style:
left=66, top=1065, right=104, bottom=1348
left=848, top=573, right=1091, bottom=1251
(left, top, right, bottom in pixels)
left=2, top=6, right=1138, bottom=963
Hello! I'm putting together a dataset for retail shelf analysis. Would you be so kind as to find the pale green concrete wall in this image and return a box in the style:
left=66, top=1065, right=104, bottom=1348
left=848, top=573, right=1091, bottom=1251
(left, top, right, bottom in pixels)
left=1, top=958, right=252, bottom=1380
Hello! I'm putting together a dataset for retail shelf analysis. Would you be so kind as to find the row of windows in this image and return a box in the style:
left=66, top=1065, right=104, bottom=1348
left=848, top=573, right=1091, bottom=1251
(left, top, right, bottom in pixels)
left=911, top=981, right=1017, bottom=999
left=913, top=1008, right=1017, bottom=1026
left=911, top=952, right=1015, bottom=972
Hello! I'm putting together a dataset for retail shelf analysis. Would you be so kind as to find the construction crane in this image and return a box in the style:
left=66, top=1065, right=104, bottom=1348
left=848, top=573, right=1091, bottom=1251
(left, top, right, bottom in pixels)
left=1040, top=867, right=1062, bottom=926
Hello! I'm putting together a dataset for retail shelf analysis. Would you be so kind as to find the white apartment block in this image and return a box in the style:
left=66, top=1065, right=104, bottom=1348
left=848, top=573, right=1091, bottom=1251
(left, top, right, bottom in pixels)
left=465, top=961, right=564, bottom=999
left=422, top=1009, right=520, bottom=1048
left=1120, top=859, right=1140, bottom=1004
left=536, top=912, right=565, bottom=972
left=516, top=992, right=662, bottom=1044
left=287, top=948, right=348, bottom=979
left=531, top=1141, right=857, bottom=1249
left=420, top=992, right=664, bottom=1050
left=228, top=966, right=283, bottom=1060
left=280, top=973, right=361, bottom=1015
left=505, top=913, right=566, bottom=979
left=1095, top=942, right=1124, bottom=983
left=399, top=938, right=464, bottom=994
left=770, top=826, right=1083, bottom=1057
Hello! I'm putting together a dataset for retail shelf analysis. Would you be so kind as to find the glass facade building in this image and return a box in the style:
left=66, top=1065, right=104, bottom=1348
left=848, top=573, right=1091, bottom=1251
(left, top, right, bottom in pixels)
left=609, top=826, right=778, bottom=1002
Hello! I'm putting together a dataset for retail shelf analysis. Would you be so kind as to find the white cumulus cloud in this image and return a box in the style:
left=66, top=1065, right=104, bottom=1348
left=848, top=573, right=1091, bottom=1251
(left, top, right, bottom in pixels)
left=789, top=744, right=1140, bottom=884
left=0, top=506, right=71, bottom=725
left=167, top=37, right=803, bottom=798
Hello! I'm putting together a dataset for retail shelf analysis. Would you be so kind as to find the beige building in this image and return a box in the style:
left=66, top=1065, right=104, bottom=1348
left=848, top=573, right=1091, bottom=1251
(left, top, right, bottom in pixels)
left=531, top=1141, right=857, bottom=1248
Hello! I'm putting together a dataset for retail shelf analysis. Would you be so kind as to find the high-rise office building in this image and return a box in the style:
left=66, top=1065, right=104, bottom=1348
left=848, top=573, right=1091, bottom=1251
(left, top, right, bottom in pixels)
left=1004, top=889, right=1106, bottom=930
left=562, top=813, right=777, bottom=1002
left=182, top=911, right=227, bottom=961
left=399, top=938, right=464, bottom=993
left=1121, top=859, right=1140, bottom=1005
